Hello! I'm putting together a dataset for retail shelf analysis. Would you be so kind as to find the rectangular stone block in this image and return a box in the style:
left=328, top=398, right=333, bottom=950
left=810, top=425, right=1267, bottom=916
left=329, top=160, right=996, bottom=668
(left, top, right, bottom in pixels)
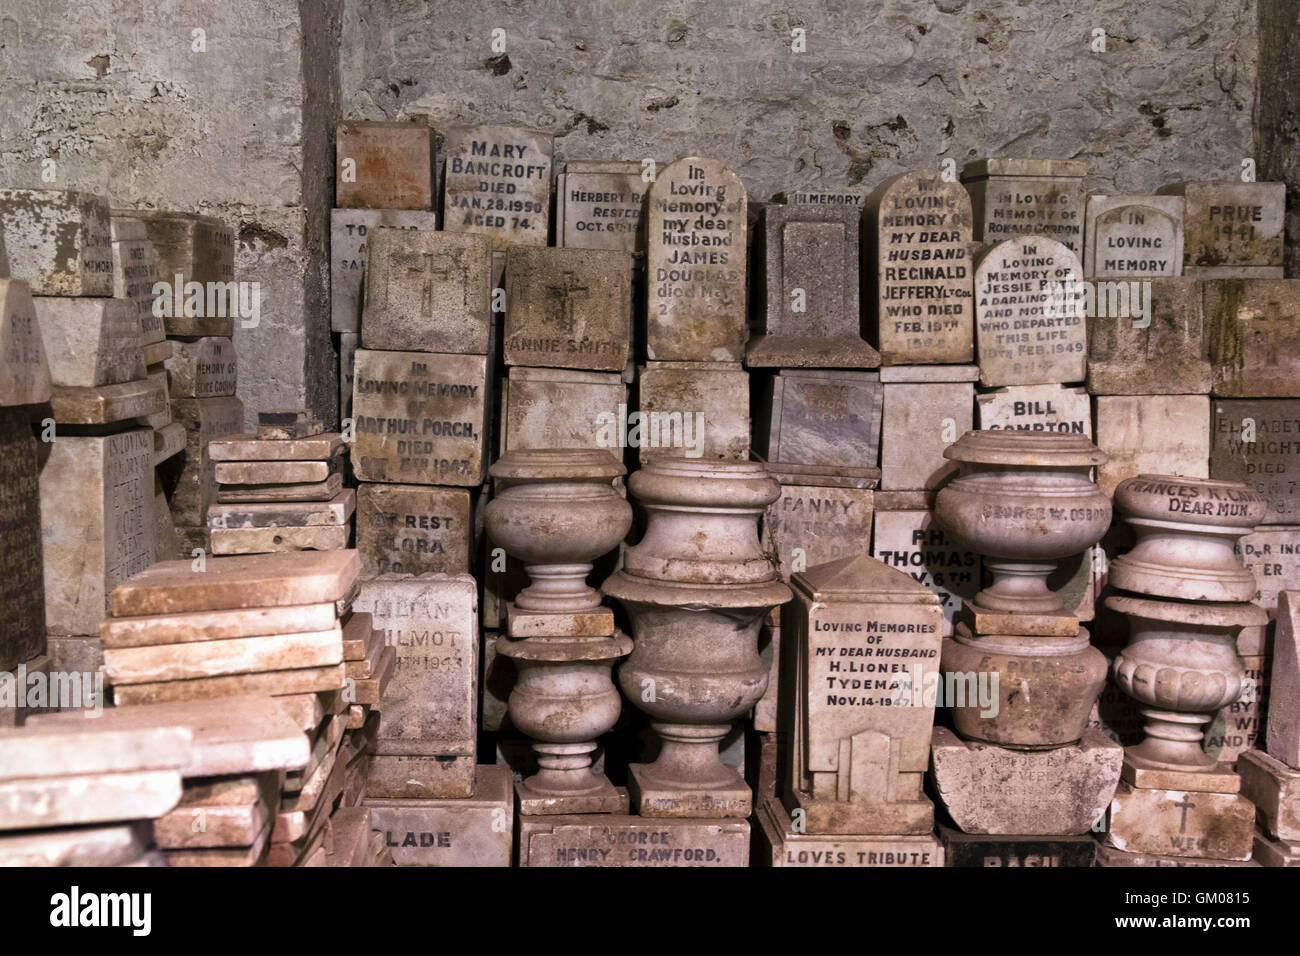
left=520, top=813, right=749, bottom=867
left=872, top=510, right=979, bottom=635
left=0, top=280, right=52, bottom=407
left=0, top=189, right=113, bottom=296
left=330, top=209, right=437, bottom=333
left=216, top=473, right=343, bottom=504
left=977, top=383, right=1092, bottom=437
left=557, top=160, right=649, bottom=253
left=208, top=433, right=343, bottom=462
left=366, top=764, right=511, bottom=866
left=125, top=210, right=235, bottom=287
left=166, top=336, right=236, bottom=398
left=755, top=370, right=882, bottom=472
left=1084, top=195, right=1185, bottom=278
left=961, top=158, right=1087, bottom=254
left=1238, top=748, right=1300, bottom=842
left=111, top=233, right=164, bottom=345
left=880, top=381, right=972, bottom=490
left=937, top=824, right=1096, bottom=867
left=335, top=121, right=434, bottom=211
left=160, top=395, right=244, bottom=525
left=33, top=296, right=144, bottom=387
left=214, top=457, right=336, bottom=486
left=1211, top=399, right=1300, bottom=522
left=350, top=349, right=487, bottom=486
left=0, top=770, right=182, bottom=830
left=112, top=664, right=345, bottom=708
left=1204, top=279, right=1300, bottom=397
left=103, top=626, right=342, bottom=685
left=209, top=525, right=350, bottom=556
left=365, top=752, right=474, bottom=800
left=1095, top=394, right=1210, bottom=498
left=1086, top=277, right=1212, bottom=394
left=442, top=124, right=552, bottom=252
left=49, top=379, right=166, bottom=426
left=0, top=407, right=45, bottom=670
left=1105, top=781, right=1255, bottom=861
left=356, top=483, right=471, bottom=577
left=1252, top=830, right=1300, bottom=867
left=207, top=491, right=354, bottom=533
left=502, top=366, right=626, bottom=454
left=755, top=797, right=941, bottom=867
left=765, top=478, right=874, bottom=580
left=101, top=602, right=339, bottom=648
left=1157, top=181, right=1286, bottom=276
left=637, top=361, right=748, bottom=464
left=1267, top=592, right=1300, bottom=768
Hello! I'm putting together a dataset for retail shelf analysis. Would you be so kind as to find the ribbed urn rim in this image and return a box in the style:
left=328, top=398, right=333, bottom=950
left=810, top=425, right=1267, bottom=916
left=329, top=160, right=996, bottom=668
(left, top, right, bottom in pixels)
left=943, top=430, right=1107, bottom=466
left=1114, top=474, right=1268, bottom=525
left=1105, top=593, right=1268, bottom=628
left=489, top=448, right=625, bottom=481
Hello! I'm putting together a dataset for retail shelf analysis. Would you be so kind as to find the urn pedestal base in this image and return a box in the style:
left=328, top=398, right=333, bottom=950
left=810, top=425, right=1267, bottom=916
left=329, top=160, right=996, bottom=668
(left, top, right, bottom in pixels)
left=1121, top=753, right=1241, bottom=793
left=1104, top=781, right=1255, bottom=861
left=756, top=796, right=944, bottom=867
left=956, top=603, right=1079, bottom=637
left=788, top=789, right=933, bottom=836
left=516, top=779, right=628, bottom=816
left=628, top=761, right=752, bottom=819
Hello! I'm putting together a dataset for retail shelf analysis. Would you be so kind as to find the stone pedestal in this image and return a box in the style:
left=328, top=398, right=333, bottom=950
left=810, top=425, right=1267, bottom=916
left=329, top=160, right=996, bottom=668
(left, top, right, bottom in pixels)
left=637, top=361, right=749, bottom=463
left=756, top=796, right=942, bottom=867
left=502, top=367, right=626, bottom=454
left=365, top=764, right=512, bottom=867
left=1105, top=781, right=1255, bottom=861
left=519, top=814, right=750, bottom=867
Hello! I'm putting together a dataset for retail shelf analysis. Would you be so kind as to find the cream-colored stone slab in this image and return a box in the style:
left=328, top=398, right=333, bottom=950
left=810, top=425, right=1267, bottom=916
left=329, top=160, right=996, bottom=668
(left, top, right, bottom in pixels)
left=356, top=483, right=470, bottom=577
left=0, top=189, right=113, bottom=296
left=442, top=125, right=552, bottom=252
left=756, top=369, right=882, bottom=470
left=1157, top=181, right=1285, bottom=273
left=880, top=381, right=972, bottom=490
left=113, top=664, right=345, bottom=707
left=153, top=421, right=185, bottom=466
left=141, top=339, right=173, bottom=367
left=1095, top=394, right=1210, bottom=498
left=33, top=296, right=143, bottom=388
left=0, top=769, right=181, bottom=830
left=557, top=161, right=649, bottom=253
left=0, top=280, right=52, bottom=406
left=255, top=409, right=322, bottom=440
left=1267, top=592, right=1300, bottom=767
left=1105, top=781, right=1255, bottom=861
left=766, top=484, right=875, bottom=581
left=366, top=764, right=512, bottom=866
left=330, top=209, right=438, bottom=333
left=1252, top=830, right=1300, bottom=867
left=872, top=510, right=979, bottom=634
left=163, top=820, right=270, bottom=867
left=208, top=433, right=344, bottom=462
left=502, top=366, right=626, bottom=453
left=0, top=725, right=190, bottom=778
left=961, top=160, right=1085, bottom=254
left=134, top=364, right=171, bottom=429
left=335, top=121, right=434, bottom=210
left=977, top=383, right=1092, bottom=437
left=0, top=820, right=151, bottom=866
left=520, top=813, right=750, bottom=867
left=756, top=797, right=941, bottom=867
left=165, top=336, right=236, bottom=398
left=1211, top=400, right=1300, bottom=522
left=216, top=473, right=343, bottom=503
left=207, top=489, right=354, bottom=531
left=1095, top=842, right=1260, bottom=867
left=209, top=525, right=350, bottom=556
left=364, top=751, right=474, bottom=800
left=1238, top=748, right=1300, bottom=842
left=637, top=361, right=749, bottom=463
left=878, top=364, right=980, bottom=383
left=1084, top=195, right=1184, bottom=278
left=341, top=612, right=374, bottom=660
left=111, top=234, right=163, bottom=344
left=215, top=458, right=333, bottom=485
left=103, top=627, right=342, bottom=684
left=101, top=602, right=337, bottom=648
left=154, top=772, right=278, bottom=848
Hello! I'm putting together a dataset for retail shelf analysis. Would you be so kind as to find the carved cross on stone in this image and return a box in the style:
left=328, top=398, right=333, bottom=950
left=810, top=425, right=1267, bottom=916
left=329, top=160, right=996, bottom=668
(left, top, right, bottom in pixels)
left=411, top=250, right=467, bottom=316
left=544, top=270, right=590, bottom=334
left=1174, top=794, right=1196, bottom=833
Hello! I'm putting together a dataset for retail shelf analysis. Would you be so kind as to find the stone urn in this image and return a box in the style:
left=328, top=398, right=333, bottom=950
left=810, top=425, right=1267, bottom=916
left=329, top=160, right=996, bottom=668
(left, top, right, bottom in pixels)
left=484, top=448, right=634, bottom=810
left=602, top=460, right=791, bottom=817
left=935, top=431, right=1110, bottom=615
left=1109, top=475, right=1268, bottom=603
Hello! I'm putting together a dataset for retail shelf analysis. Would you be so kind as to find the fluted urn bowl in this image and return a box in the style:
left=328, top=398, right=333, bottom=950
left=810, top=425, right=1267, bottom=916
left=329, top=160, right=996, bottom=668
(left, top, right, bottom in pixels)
left=935, top=431, right=1110, bottom=614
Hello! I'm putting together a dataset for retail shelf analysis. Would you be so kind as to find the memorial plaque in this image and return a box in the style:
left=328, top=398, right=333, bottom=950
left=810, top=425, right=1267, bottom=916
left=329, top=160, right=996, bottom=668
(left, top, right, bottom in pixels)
left=166, top=336, right=237, bottom=398
left=1236, top=528, right=1300, bottom=614
left=1086, top=277, right=1212, bottom=394
left=33, top=296, right=144, bottom=387
left=637, top=361, right=748, bottom=464
left=350, top=349, right=488, bottom=486
left=872, top=510, right=979, bottom=635
left=756, top=370, right=881, bottom=474
left=1084, top=195, right=1184, bottom=278
left=519, top=814, right=749, bottom=867
left=0, top=189, right=113, bottom=296
left=788, top=189, right=865, bottom=207
left=111, top=229, right=164, bottom=345
left=356, top=483, right=471, bottom=577
left=339, top=332, right=357, bottom=423
left=335, top=121, right=434, bottom=211
left=366, top=765, right=511, bottom=866
left=0, top=279, right=51, bottom=407
left=503, top=367, right=626, bottom=453
left=973, top=237, right=1086, bottom=387
left=879, top=380, right=973, bottom=490
left=1095, top=395, right=1210, bottom=498
left=936, top=824, right=1096, bottom=867
left=353, top=573, right=477, bottom=755
left=1105, top=782, right=1255, bottom=861
left=329, top=209, right=437, bottom=333
left=765, top=478, right=874, bottom=580
left=646, top=157, right=747, bottom=362
left=49, top=378, right=165, bottom=426
left=977, top=384, right=1091, bottom=436
left=1157, top=181, right=1285, bottom=277
left=557, top=160, right=649, bottom=253
left=1211, top=400, right=1300, bottom=522
left=360, top=229, right=491, bottom=354
left=0, top=407, right=45, bottom=670
left=756, top=797, right=942, bottom=867
left=125, top=210, right=235, bottom=286
left=866, top=170, right=975, bottom=364
left=41, top=427, right=154, bottom=635
left=1204, top=279, right=1300, bottom=397
left=961, top=158, right=1086, bottom=254
left=442, top=124, right=552, bottom=251
left=504, top=246, right=631, bottom=371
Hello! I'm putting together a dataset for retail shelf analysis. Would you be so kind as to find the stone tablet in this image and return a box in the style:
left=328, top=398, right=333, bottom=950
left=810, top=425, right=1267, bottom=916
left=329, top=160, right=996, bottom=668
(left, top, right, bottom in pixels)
left=1105, top=782, right=1254, bottom=861
left=159, top=395, right=244, bottom=526
left=350, top=349, right=488, bottom=485
left=1236, top=528, right=1300, bottom=616
left=1204, top=279, right=1300, bottom=397
left=0, top=770, right=182, bottom=829
left=0, top=189, right=113, bottom=296
left=125, top=210, right=235, bottom=287
left=101, top=602, right=339, bottom=647
left=872, top=510, right=979, bottom=635
left=646, top=157, right=747, bottom=362
left=557, top=160, right=649, bottom=253
left=1267, top=591, right=1300, bottom=768
left=1211, top=399, right=1300, bottom=522
left=353, top=574, right=477, bottom=755
left=356, top=483, right=471, bottom=576
left=977, top=384, right=1091, bottom=436
left=1157, top=181, right=1285, bottom=276
left=209, top=433, right=343, bottom=462
left=755, top=370, right=881, bottom=471
left=503, top=367, right=626, bottom=452
left=765, top=477, right=874, bottom=580
left=103, top=628, right=343, bottom=684
left=961, top=158, right=1086, bottom=254
left=504, top=246, right=632, bottom=371
left=637, top=361, right=749, bottom=464
left=442, top=125, right=552, bottom=251
left=937, top=825, right=1097, bottom=867
left=756, top=797, right=942, bottom=867
left=1095, top=395, right=1210, bottom=498
left=0, top=725, right=188, bottom=782
left=33, top=296, right=144, bottom=387
left=0, top=407, right=45, bottom=670
left=879, top=380, right=973, bottom=490
left=360, top=230, right=491, bottom=354
left=49, top=379, right=167, bottom=426
left=112, top=232, right=164, bottom=345
left=973, top=237, right=1086, bottom=386
left=1086, top=277, right=1211, bottom=394
left=329, top=209, right=437, bottom=333
left=41, top=428, right=154, bottom=635
left=1084, top=195, right=1184, bottom=278
left=335, top=121, right=435, bottom=210
left=867, top=170, right=975, bottom=364
left=366, top=765, right=511, bottom=866
left=519, top=814, right=750, bottom=867
left=166, top=336, right=237, bottom=398
left=0, top=280, right=51, bottom=407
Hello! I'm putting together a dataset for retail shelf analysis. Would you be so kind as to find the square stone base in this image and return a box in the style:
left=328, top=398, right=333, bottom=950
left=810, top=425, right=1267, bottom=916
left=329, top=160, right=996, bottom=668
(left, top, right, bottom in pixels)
left=936, top=824, right=1096, bottom=867
left=627, top=763, right=752, bottom=818
left=790, top=788, right=933, bottom=835
left=365, top=753, right=476, bottom=800
left=364, top=765, right=511, bottom=867
left=1122, top=753, right=1241, bottom=793
left=956, top=604, right=1078, bottom=637
left=755, top=796, right=943, bottom=867
left=1237, top=748, right=1300, bottom=842
left=516, top=779, right=628, bottom=816
left=518, top=814, right=749, bottom=867
left=1252, top=828, right=1300, bottom=867
left=1094, top=841, right=1260, bottom=867
left=1104, top=781, right=1255, bottom=861
left=506, top=604, right=614, bottom=639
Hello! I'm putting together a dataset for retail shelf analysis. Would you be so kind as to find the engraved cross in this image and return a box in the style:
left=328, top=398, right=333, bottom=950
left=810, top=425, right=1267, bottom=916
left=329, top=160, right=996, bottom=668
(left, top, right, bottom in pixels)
left=544, top=270, right=590, bottom=334
left=1174, top=794, right=1196, bottom=833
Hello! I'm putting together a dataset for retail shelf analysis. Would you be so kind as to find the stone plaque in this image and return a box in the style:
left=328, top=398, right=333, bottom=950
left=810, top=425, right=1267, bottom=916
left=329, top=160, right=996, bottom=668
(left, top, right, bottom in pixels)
left=1269, top=591, right=1300, bottom=767
left=126, top=210, right=235, bottom=286
left=936, top=824, right=1097, bottom=867
left=41, top=427, right=154, bottom=635
left=0, top=279, right=51, bottom=407
left=1095, top=395, right=1210, bottom=499
left=765, top=479, right=874, bottom=580
left=755, top=370, right=882, bottom=471
left=646, top=157, right=747, bottom=362
left=111, top=232, right=164, bottom=344
left=973, top=237, right=1086, bottom=387
left=367, top=765, right=511, bottom=867
left=557, top=160, right=649, bottom=253
left=166, top=336, right=237, bottom=398
left=519, top=814, right=749, bottom=867
left=335, top=121, right=434, bottom=210
left=502, top=367, right=626, bottom=453
left=788, top=189, right=865, bottom=207
left=340, top=332, right=357, bottom=423
left=350, top=349, right=488, bottom=486
left=1157, top=181, right=1285, bottom=276
left=33, top=296, right=144, bottom=387
left=1084, top=195, right=1184, bottom=278
left=1105, top=782, right=1254, bottom=861
left=961, top=158, right=1086, bottom=254
left=879, top=380, right=973, bottom=490
left=1086, top=277, right=1211, bottom=394
left=360, top=230, right=491, bottom=354
left=442, top=125, right=552, bottom=252
left=353, top=573, right=477, bottom=755
left=977, top=384, right=1091, bottom=436
left=0, top=189, right=113, bottom=296
left=867, top=170, right=975, bottom=364
left=159, top=395, right=245, bottom=526
left=1236, top=527, right=1300, bottom=614
left=1211, top=400, right=1300, bottom=522
left=0, top=407, right=45, bottom=670
left=637, top=361, right=749, bottom=463
left=356, top=483, right=471, bottom=577
left=872, top=510, right=979, bottom=635
left=1204, top=279, right=1300, bottom=397
left=503, top=246, right=632, bottom=371
left=756, top=796, right=942, bottom=867
left=330, top=209, right=437, bottom=333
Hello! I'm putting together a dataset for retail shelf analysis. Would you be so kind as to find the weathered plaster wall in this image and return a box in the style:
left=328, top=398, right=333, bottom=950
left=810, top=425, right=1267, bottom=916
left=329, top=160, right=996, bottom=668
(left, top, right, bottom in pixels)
left=1258, top=0, right=1300, bottom=277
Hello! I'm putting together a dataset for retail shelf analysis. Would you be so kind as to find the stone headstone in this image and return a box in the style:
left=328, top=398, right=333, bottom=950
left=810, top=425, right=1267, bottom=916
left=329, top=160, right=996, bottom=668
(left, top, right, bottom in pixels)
left=1210, top=399, right=1300, bottom=522
left=0, top=189, right=113, bottom=296
left=1083, top=195, right=1184, bottom=278
left=442, top=124, right=552, bottom=252
left=350, top=349, right=488, bottom=486
left=872, top=510, right=979, bottom=636
left=519, top=813, right=750, bottom=867
left=502, top=367, right=627, bottom=453
left=1086, top=277, right=1212, bottom=394
left=360, top=229, right=491, bottom=354
left=879, top=377, right=974, bottom=490
left=637, top=361, right=749, bottom=463
left=366, top=764, right=511, bottom=866
left=1095, top=394, right=1210, bottom=498
left=160, top=395, right=245, bottom=526
left=506, top=247, right=633, bottom=373
left=110, top=225, right=164, bottom=345
left=756, top=796, right=942, bottom=867
left=973, top=237, right=1086, bottom=387
left=1267, top=591, right=1300, bottom=768
left=0, top=407, right=45, bottom=670
left=356, top=483, right=472, bottom=577
left=557, top=160, right=650, bottom=253
left=1204, top=279, right=1300, bottom=397
left=765, top=475, right=874, bottom=580
left=329, top=209, right=437, bottom=333
left=1236, top=528, right=1300, bottom=618
left=335, top=121, right=435, bottom=210
left=961, top=158, right=1086, bottom=254
left=32, top=296, right=144, bottom=387
left=166, top=336, right=237, bottom=398
left=866, top=170, right=975, bottom=364
left=1157, top=181, right=1286, bottom=277
left=754, top=370, right=882, bottom=475
left=646, top=157, right=747, bottom=362
left=0, top=280, right=51, bottom=407
left=977, top=384, right=1091, bottom=436
left=1105, top=781, right=1255, bottom=861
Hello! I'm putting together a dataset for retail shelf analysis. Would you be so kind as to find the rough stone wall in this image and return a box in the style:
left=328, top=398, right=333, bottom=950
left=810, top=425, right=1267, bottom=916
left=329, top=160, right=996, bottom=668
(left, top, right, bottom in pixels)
left=1258, top=0, right=1300, bottom=276
left=339, top=0, right=1259, bottom=200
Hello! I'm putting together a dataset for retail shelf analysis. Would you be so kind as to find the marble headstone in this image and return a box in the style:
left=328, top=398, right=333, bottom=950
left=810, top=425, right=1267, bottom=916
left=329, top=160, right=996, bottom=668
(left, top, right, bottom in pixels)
left=636, top=361, right=749, bottom=463
left=977, top=384, right=1091, bottom=436
left=961, top=158, right=1086, bottom=254
left=1204, top=279, right=1300, bottom=397
left=754, top=370, right=882, bottom=474
left=1086, top=277, right=1211, bottom=394
left=330, top=209, right=437, bottom=333
left=1083, top=195, right=1184, bottom=278
left=872, top=510, right=979, bottom=635
left=1157, top=181, right=1285, bottom=277
left=356, top=484, right=472, bottom=577
left=1095, top=395, right=1210, bottom=498
left=335, top=121, right=435, bottom=211
left=0, top=280, right=52, bottom=407
left=556, top=160, right=650, bottom=253
left=442, top=125, right=552, bottom=252
left=1211, top=399, right=1300, bottom=522
left=502, top=367, right=626, bottom=453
